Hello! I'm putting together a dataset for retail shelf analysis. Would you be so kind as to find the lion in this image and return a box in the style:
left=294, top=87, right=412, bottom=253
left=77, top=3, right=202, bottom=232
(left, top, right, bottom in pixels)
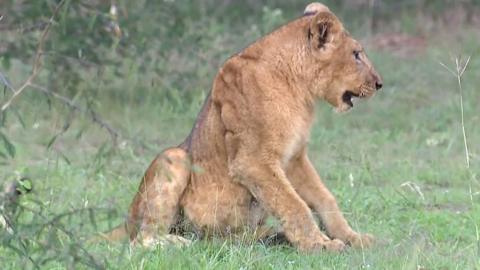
left=103, top=2, right=383, bottom=252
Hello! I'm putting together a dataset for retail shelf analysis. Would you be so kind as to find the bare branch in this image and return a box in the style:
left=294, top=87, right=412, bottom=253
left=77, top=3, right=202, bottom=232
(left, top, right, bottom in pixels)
left=1, top=0, right=65, bottom=112
left=29, top=84, right=120, bottom=143
left=0, top=0, right=120, bottom=144
left=0, top=22, right=49, bottom=33
left=39, top=52, right=99, bottom=68
left=0, top=71, right=15, bottom=93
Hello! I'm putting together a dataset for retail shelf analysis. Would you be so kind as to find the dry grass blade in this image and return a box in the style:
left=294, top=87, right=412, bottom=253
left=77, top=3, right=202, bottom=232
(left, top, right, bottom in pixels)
left=459, top=56, right=471, bottom=77
left=438, top=61, right=457, bottom=77
left=454, top=57, right=471, bottom=169
left=438, top=56, right=471, bottom=168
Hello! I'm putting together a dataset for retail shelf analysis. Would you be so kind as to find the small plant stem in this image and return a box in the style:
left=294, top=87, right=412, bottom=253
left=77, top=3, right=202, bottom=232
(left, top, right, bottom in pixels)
left=455, top=57, right=470, bottom=168
left=439, top=57, right=471, bottom=169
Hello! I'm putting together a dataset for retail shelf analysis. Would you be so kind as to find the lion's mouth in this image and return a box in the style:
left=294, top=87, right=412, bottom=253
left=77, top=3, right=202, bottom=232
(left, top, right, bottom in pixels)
left=341, top=90, right=360, bottom=107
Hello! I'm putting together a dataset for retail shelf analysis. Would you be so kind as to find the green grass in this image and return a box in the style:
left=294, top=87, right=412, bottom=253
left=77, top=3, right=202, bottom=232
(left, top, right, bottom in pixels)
left=1, top=23, right=480, bottom=270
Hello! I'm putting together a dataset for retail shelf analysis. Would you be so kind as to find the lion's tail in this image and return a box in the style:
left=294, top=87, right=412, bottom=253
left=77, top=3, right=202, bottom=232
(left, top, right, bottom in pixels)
left=89, top=223, right=129, bottom=244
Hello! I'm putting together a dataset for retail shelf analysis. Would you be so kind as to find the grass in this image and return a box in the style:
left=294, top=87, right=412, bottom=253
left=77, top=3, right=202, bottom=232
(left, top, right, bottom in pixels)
left=1, top=14, right=480, bottom=270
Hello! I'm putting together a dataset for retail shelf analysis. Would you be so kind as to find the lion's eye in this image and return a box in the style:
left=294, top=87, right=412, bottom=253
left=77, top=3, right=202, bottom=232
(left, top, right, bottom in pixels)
left=353, top=50, right=361, bottom=61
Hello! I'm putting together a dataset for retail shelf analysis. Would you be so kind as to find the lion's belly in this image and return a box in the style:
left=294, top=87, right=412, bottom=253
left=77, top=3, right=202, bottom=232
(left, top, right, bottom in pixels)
left=180, top=166, right=265, bottom=236
left=178, top=96, right=267, bottom=236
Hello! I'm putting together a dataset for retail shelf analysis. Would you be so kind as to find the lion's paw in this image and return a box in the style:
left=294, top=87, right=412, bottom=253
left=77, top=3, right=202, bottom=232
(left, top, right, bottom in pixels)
left=346, top=232, right=375, bottom=248
left=323, top=239, right=346, bottom=252
left=139, top=234, right=192, bottom=249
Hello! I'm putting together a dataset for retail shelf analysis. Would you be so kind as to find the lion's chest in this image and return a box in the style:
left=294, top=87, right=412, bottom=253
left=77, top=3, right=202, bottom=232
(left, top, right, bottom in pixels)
left=281, top=120, right=310, bottom=166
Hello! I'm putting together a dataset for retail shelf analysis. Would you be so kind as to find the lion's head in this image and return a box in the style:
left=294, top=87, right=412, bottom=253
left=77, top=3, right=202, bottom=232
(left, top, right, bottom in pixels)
left=304, top=3, right=383, bottom=112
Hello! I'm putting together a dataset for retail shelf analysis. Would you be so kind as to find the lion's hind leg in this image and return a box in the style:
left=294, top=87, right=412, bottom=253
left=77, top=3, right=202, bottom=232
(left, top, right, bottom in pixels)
left=127, top=147, right=191, bottom=248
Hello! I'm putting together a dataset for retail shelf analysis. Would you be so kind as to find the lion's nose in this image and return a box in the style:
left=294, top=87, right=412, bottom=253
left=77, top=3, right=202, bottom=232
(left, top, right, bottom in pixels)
left=375, top=76, right=383, bottom=90
left=372, top=71, right=383, bottom=90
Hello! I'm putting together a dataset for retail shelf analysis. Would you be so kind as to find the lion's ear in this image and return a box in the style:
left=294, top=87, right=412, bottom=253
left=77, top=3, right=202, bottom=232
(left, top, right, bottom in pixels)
left=308, top=12, right=343, bottom=49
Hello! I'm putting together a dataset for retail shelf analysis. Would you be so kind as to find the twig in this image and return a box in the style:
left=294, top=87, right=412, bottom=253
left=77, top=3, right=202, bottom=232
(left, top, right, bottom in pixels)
left=0, top=71, right=15, bottom=93
left=0, top=22, right=49, bottom=33
left=10, top=203, right=111, bottom=269
left=0, top=0, right=65, bottom=113
left=30, top=84, right=120, bottom=142
left=0, top=0, right=120, bottom=144
left=439, top=57, right=471, bottom=168
left=39, top=51, right=99, bottom=68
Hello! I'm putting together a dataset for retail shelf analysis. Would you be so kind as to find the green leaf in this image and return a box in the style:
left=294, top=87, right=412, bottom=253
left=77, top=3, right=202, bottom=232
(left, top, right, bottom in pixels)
left=88, top=208, right=97, bottom=230
left=1, top=56, right=11, bottom=70
left=46, top=134, right=59, bottom=150
left=59, top=151, right=71, bottom=165
left=18, top=178, right=33, bottom=192
left=12, top=109, right=26, bottom=129
left=75, top=127, right=85, bottom=140
left=0, top=130, right=15, bottom=158
left=60, top=0, right=72, bottom=34
left=0, top=110, right=6, bottom=127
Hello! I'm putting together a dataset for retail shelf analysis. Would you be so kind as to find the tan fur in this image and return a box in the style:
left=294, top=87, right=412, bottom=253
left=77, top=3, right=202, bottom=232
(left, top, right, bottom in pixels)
left=104, top=2, right=383, bottom=252
left=304, top=2, right=330, bottom=14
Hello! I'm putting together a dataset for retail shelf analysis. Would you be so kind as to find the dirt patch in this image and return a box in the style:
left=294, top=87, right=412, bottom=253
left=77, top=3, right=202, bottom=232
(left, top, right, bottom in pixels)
left=370, top=33, right=427, bottom=58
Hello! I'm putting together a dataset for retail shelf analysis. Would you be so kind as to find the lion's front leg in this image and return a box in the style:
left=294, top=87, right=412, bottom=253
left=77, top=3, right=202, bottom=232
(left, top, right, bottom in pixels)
left=230, top=159, right=345, bottom=252
left=286, top=153, right=374, bottom=248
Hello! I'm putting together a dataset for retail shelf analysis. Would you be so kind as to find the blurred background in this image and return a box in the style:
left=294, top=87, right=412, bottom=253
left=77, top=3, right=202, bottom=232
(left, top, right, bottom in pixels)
left=1, top=0, right=479, bottom=112
left=0, top=1, right=479, bottom=269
